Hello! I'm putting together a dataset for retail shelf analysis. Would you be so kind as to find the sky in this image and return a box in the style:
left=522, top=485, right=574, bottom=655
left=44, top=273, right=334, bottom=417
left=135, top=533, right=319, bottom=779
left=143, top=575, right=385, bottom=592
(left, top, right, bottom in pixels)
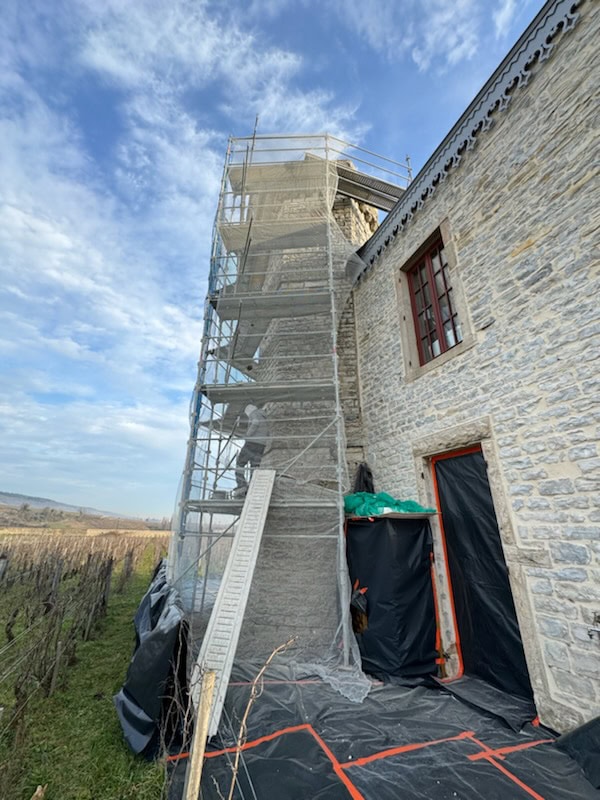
left=0, top=0, right=546, bottom=518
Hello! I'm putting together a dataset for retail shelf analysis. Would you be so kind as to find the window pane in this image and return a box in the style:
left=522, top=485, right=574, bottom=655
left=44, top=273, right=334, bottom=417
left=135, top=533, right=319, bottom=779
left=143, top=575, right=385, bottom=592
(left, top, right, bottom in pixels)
left=419, top=264, right=427, bottom=285
left=425, top=307, right=436, bottom=333
left=431, top=337, right=441, bottom=358
left=418, top=313, right=428, bottom=337
left=439, top=295, right=451, bottom=322
left=431, top=251, right=440, bottom=272
left=415, top=287, right=423, bottom=311
left=444, top=320, right=456, bottom=348
left=422, top=282, right=431, bottom=306
left=434, top=269, right=445, bottom=297
left=440, top=246, right=448, bottom=267
left=421, top=337, right=432, bottom=362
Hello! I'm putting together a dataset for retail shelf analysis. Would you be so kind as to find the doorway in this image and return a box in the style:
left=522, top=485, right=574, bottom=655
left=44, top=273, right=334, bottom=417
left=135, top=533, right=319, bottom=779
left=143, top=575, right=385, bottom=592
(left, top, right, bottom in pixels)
left=432, top=445, right=533, bottom=699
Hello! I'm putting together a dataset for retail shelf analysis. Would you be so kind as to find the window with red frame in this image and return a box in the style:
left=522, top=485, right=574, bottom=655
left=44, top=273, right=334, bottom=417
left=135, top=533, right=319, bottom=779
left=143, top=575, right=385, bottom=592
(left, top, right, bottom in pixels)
left=408, top=241, right=463, bottom=365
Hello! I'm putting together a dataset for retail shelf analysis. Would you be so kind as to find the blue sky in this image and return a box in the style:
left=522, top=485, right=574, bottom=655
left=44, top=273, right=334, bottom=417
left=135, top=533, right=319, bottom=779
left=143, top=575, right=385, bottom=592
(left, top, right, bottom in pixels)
left=0, top=0, right=545, bottom=517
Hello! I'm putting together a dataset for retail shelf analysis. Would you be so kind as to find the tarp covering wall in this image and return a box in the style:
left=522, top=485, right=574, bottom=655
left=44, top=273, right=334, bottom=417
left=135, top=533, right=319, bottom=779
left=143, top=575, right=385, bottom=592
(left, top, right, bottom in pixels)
left=114, top=561, right=188, bottom=758
left=346, top=517, right=437, bottom=680
left=433, top=449, right=534, bottom=700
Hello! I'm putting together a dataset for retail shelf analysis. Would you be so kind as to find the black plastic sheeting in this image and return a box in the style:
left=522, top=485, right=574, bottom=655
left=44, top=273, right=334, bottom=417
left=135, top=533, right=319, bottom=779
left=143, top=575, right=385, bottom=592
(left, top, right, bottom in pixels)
left=434, top=449, right=534, bottom=700
left=167, top=661, right=600, bottom=800
left=114, top=560, right=188, bottom=758
left=352, top=462, right=375, bottom=493
left=346, top=517, right=437, bottom=680
left=557, top=715, right=600, bottom=789
left=433, top=675, right=535, bottom=733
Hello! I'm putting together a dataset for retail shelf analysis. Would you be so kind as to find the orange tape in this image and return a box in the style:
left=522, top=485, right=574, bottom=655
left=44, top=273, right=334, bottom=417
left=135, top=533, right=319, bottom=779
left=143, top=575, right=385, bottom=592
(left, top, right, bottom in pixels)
left=468, top=738, right=554, bottom=762
left=307, top=727, right=366, bottom=800
left=166, top=751, right=189, bottom=763
left=465, top=733, right=546, bottom=800
left=200, top=723, right=366, bottom=800
left=341, top=730, right=474, bottom=769
left=204, top=723, right=311, bottom=759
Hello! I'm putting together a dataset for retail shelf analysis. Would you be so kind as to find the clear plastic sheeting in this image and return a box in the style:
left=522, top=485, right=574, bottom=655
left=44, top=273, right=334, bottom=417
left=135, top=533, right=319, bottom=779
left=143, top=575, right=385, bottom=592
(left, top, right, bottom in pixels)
left=168, top=134, right=410, bottom=704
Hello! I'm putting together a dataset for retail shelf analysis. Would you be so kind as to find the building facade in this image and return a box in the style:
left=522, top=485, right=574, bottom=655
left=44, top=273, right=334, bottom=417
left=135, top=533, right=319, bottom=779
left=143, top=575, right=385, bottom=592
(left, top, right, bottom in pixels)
left=345, top=0, right=599, bottom=730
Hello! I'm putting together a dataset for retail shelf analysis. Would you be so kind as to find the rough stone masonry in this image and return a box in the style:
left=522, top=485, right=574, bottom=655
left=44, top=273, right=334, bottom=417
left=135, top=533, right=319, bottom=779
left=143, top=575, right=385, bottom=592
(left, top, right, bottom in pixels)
left=346, top=0, right=599, bottom=731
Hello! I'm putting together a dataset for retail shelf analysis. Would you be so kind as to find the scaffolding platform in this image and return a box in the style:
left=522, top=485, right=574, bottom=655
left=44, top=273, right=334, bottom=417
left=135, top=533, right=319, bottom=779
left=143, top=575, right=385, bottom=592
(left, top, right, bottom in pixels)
left=209, top=289, right=332, bottom=321
left=199, top=380, right=336, bottom=405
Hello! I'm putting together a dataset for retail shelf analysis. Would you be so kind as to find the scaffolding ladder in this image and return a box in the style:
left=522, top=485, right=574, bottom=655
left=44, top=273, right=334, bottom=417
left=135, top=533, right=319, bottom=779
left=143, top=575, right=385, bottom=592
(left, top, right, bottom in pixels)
left=190, top=469, right=276, bottom=737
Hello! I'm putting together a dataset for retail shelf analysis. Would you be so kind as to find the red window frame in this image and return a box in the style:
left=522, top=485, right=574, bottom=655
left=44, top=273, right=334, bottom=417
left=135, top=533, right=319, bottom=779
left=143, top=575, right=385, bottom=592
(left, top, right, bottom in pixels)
left=407, top=240, right=463, bottom=365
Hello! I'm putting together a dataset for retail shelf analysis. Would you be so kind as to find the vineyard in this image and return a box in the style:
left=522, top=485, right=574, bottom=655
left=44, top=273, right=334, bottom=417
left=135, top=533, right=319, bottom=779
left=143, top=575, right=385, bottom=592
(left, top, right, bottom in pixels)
left=0, top=528, right=170, bottom=800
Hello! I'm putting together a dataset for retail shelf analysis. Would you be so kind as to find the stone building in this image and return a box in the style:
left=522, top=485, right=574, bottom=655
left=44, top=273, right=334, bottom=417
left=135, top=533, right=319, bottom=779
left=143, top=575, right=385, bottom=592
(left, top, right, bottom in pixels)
left=174, top=0, right=598, bottom=743
left=343, top=0, right=599, bottom=730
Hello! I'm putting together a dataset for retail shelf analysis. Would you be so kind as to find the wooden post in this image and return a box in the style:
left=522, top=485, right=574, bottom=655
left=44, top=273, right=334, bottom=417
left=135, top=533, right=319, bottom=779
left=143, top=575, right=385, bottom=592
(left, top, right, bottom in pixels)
left=183, top=670, right=216, bottom=800
left=83, top=603, right=96, bottom=641
left=102, top=558, right=113, bottom=612
left=49, top=640, right=63, bottom=696
left=51, top=559, right=63, bottom=601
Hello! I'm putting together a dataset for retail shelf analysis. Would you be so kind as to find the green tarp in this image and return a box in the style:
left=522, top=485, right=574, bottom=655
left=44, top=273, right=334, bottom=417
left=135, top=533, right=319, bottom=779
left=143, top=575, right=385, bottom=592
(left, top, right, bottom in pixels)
left=344, top=492, right=436, bottom=517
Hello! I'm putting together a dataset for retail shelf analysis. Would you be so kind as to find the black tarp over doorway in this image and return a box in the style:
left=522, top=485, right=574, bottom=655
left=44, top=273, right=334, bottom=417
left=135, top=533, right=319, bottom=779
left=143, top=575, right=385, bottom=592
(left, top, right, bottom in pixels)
left=433, top=447, right=533, bottom=700
left=346, top=517, right=437, bottom=680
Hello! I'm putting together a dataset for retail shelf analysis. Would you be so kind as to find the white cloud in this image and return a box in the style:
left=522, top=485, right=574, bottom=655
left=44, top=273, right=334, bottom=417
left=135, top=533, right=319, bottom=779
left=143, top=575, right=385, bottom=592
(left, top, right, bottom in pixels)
left=328, top=0, right=481, bottom=71
left=77, top=0, right=361, bottom=138
left=493, top=0, right=517, bottom=39
left=0, top=0, right=363, bottom=514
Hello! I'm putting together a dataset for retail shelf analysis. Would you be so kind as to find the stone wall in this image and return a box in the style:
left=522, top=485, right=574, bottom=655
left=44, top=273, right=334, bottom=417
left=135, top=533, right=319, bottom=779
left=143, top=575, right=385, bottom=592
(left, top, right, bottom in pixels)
left=351, top=1, right=599, bottom=731
left=238, top=181, right=377, bottom=661
left=334, top=196, right=377, bottom=482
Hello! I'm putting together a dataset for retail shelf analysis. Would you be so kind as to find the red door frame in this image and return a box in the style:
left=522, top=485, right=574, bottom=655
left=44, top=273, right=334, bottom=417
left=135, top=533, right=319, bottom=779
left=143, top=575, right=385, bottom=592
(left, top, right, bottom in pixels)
left=430, top=444, right=483, bottom=682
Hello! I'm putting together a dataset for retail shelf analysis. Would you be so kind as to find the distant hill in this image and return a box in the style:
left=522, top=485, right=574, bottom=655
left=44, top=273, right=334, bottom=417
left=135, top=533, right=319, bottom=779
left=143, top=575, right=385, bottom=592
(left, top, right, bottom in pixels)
left=0, top=491, right=124, bottom=518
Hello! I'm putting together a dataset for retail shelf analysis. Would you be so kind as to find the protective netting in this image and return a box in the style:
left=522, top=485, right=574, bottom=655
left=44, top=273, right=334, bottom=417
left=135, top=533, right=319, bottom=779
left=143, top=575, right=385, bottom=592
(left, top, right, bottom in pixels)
left=168, top=135, right=409, bottom=704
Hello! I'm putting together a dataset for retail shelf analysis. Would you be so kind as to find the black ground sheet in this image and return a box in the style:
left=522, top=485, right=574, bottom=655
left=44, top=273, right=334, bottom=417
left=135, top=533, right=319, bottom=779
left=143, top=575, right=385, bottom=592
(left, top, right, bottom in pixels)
left=167, top=661, right=599, bottom=800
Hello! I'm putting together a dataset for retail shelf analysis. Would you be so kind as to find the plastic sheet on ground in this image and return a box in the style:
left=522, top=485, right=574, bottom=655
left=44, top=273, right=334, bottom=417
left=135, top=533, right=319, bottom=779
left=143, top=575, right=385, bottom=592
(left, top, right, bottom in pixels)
left=167, top=661, right=599, bottom=799
left=432, top=674, right=536, bottom=733
left=557, top=715, right=600, bottom=789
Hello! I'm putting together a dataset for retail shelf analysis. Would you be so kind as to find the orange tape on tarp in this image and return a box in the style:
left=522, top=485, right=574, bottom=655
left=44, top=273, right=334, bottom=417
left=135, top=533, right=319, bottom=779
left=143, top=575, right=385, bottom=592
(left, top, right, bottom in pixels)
left=187, top=723, right=366, bottom=800
left=167, top=723, right=552, bottom=800
left=341, top=730, right=474, bottom=769
left=465, top=733, right=547, bottom=800
left=467, top=738, right=554, bottom=762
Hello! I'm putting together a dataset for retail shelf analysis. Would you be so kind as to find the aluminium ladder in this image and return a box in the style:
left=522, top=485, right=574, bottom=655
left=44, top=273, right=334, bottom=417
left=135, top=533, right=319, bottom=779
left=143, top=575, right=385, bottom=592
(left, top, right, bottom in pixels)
left=190, top=468, right=276, bottom=738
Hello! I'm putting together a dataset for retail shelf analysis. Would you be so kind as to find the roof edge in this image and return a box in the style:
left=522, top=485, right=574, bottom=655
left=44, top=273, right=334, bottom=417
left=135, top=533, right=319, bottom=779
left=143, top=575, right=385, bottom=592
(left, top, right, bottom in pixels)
left=359, top=0, right=585, bottom=267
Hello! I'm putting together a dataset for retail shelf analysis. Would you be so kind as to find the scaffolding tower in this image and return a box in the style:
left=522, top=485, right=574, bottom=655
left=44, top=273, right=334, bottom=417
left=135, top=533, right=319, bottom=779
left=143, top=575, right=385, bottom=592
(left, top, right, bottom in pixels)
left=168, top=134, right=410, bottom=693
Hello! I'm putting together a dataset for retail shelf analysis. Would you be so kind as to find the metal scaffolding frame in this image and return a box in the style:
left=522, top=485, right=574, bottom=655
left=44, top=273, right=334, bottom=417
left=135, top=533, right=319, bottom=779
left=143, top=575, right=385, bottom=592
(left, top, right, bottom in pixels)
left=168, top=133, right=411, bottom=671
